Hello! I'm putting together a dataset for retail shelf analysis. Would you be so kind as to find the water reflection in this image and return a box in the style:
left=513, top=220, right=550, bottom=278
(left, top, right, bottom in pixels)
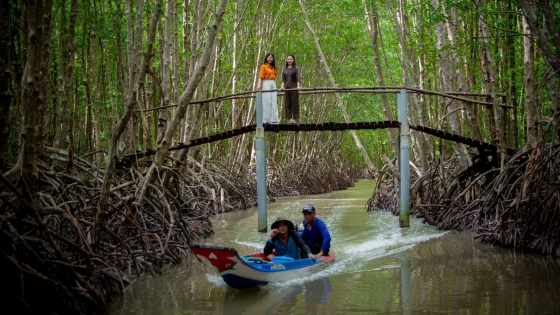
left=212, top=277, right=331, bottom=315
left=213, top=286, right=296, bottom=315
left=393, top=251, right=411, bottom=315
left=303, top=277, right=332, bottom=313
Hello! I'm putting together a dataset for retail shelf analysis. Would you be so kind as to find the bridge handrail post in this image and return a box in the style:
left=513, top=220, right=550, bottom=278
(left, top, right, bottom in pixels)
left=256, top=92, right=267, bottom=232
left=398, top=89, right=410, bottom=228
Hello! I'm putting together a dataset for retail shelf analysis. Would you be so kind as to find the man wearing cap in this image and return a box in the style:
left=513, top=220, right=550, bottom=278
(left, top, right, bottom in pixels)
left=301, top=204, right=331, bottom=257
left=264, top=217, right=314, bottom=261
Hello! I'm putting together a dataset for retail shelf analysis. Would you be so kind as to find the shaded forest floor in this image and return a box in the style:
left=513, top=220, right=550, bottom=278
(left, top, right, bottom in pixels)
left=0, top=150, right=357, bottom=315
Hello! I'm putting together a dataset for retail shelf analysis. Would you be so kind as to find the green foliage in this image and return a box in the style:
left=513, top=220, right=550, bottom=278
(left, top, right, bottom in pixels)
left=6, top=0, right=558, bottom=171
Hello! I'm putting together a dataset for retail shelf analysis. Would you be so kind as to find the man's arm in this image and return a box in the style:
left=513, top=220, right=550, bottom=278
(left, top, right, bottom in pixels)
left=319, top=220, right=331, bottom=254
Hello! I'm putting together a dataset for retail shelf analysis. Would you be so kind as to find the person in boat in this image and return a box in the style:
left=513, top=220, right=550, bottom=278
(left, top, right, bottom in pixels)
left=264, top=217, right=314, bottom=261
left=300, top=204, right=331, bottom=257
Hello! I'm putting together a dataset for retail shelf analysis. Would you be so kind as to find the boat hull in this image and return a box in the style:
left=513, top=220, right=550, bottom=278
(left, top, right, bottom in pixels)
left=190, top=244, right=335, bottom=289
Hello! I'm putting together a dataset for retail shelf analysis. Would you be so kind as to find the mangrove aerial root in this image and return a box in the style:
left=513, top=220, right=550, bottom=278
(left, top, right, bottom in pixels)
left=367, top=143, right=560, bottom=257
left=0, top=145, right=360, bottom=314
left=0, top=150, right=254, bottom=314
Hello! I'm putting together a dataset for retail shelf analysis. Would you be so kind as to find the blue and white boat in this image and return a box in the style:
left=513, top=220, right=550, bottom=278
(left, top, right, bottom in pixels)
left=190, top=244, right=335, bottom=290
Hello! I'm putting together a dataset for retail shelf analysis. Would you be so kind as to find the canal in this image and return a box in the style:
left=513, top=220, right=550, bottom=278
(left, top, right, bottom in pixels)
left=107, top=180, right=560, bottom=314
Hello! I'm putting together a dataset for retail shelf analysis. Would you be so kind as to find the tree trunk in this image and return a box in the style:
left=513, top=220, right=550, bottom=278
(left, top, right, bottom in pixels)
left=81, top=27, right=94, bottom=154
left=228, top=1, right=239, bottom=162
left=390, top=0, right=432, bottom=172
left=390, top=0, right=413, bottom=86
left=159, top=0, right=174, bottom=148
left=0, top=0, right=12, bottom=169
left=249, top=12, right=266, bottom=164
left=447, top=4, right=482, bottom=143
left=5, top=0, right=53, bottom=202
left=523, top=11, right=538, bottom=146
left=93, top=26, right=103, bottom=152
left=506, top=0, right=519, bottom=149
left=54, top=0, right=67, bottom=149
left=38, top=0, right=53, bottom=156
left=518, top=0, right=560, bottom=72
left=299, top=0, right=376, bottom=173
left=61, top=0, right=78, bottom=171
left=362, top=0, right=399, bottom=160
left=549, top=68, right=560, bottom=141
left=476, top=0, right=507, bottom=168
left=518, top=0, right=560, bottom=140
left=178, top=0, right=205, bottom=163
left=434, top=0, right=470, bottom=170
left=138, top=0, right=229, bottom=203
left=189, top=0, right=203, bottom=77
left=122, top=0, right=145, bottom=156
left=171, top=0, right=179, bottom=106
left=96, top=0, right=163, bottom=244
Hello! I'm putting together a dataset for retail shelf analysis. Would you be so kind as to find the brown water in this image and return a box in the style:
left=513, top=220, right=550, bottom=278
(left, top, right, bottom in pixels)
left=107, top=180, right=560, bottom=315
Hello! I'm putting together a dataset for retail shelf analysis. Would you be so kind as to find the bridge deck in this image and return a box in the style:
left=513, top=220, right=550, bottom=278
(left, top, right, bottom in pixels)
left=122, top=121, right=516, bottom=162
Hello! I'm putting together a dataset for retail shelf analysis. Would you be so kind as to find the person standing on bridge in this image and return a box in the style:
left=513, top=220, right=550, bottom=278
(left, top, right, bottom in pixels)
left=280, top=55, right=302, bottom=124
left=301, top=204, right=331, bottom=257
left=256, top=53, right=279, bottom=124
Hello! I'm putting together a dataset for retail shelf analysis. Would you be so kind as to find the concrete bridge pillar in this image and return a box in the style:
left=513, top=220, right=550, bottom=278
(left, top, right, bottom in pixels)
left=398, top=89, right=410, bottom=227
left=256, top=92, right=268, bottom=232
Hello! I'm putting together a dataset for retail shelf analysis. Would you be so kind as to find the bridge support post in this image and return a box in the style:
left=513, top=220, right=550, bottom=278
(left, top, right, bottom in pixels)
left=398, top=89, right=410, bottom=228
left=256, top=92, right=268, bottom=232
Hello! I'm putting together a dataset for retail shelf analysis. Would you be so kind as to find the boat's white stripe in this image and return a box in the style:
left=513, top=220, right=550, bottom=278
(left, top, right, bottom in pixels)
left=220, top=257, right=333, bottom=282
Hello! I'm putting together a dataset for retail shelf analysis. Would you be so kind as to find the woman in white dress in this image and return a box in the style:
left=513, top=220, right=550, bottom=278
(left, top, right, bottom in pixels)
left=256, top=53, right=279, bottom=124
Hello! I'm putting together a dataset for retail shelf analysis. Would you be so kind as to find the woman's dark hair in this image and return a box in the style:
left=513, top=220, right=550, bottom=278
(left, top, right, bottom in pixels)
left=285, top=54, right=297, bottom=67
left=285, top=55, right=298, bottom=82
left=263, top=53, right=276, bottom=69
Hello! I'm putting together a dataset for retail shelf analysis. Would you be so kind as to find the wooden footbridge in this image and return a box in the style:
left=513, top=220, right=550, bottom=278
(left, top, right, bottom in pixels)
left=126, top=88, right=515, bottom=231
left=125, top=121, right=514, bottom=159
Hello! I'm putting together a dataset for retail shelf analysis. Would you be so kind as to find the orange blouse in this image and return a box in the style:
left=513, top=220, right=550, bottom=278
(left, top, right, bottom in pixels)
left=259, top=64, right=277, bottom=80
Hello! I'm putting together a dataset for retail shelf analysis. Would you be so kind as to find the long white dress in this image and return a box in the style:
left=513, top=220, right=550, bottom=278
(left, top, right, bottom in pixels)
left=261, top=80, right=278, bottom=124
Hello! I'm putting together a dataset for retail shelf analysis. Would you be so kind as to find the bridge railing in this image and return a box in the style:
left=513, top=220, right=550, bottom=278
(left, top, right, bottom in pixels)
left=130, top=86, right=512, bottom=230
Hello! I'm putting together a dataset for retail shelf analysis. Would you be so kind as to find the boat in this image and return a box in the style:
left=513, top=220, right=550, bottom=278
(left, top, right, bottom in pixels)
left=190, top=244, right=335, bottom=290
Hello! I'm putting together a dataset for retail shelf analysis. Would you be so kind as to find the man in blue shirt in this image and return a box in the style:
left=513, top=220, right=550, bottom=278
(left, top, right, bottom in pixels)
left=301, top=204, right=331, bottom=256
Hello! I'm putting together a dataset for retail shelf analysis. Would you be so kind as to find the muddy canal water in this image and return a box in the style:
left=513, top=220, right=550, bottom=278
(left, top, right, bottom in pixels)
left=107, top=180, right=560, bottom=315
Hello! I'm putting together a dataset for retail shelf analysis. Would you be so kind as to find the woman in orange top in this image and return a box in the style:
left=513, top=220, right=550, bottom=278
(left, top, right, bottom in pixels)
left=256, top=53, right=279, bottom=124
